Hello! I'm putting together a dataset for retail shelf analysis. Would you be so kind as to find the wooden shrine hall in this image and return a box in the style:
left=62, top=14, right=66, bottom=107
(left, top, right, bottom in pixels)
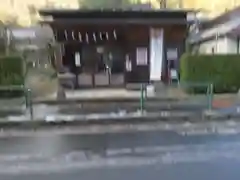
left=39, top=8, right=190, bottom=88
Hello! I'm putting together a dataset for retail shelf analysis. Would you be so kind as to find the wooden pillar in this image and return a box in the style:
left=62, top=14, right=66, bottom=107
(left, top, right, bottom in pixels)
left=53, top=43, right=64, bottom=72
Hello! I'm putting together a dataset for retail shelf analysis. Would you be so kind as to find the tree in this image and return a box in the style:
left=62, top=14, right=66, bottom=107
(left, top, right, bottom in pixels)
left=158, top=0, right=167, bottom=8
left=0, top=11, right=19, bottom=55
left=79, top=0, right=133, bottom=9
left=0, top=11, right=19, bottom=27
left=0, top=22, right=6, bottom=53
left=28, top=4, right=39, bottom=25
left=156, top=0, right=183, bottom=8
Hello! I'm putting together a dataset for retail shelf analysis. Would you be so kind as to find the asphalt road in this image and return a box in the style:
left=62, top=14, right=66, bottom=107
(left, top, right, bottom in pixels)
left=1, top=127, right=240, bottom=180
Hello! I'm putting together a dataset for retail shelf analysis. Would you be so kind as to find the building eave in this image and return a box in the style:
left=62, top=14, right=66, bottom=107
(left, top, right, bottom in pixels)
left=39, top=18, right=189, bottom=25
left=39, top=8, right=196, bottom=17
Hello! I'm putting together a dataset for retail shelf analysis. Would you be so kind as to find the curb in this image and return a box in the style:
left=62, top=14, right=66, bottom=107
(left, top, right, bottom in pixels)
left=32, top=97, right=181, bottom=105
left=0, top=112, right=239, bottom=130
left=0, top=112, right=203, bottom=129
left=204, top=113, right=240, bottom=120
left=203, top=110, right=240, bottom=120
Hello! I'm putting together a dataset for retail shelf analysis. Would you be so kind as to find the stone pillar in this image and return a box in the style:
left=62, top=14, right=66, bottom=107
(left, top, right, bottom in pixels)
left=57, top=83, right=66, bottom=100
left=153, top=81, right=167, bottom=94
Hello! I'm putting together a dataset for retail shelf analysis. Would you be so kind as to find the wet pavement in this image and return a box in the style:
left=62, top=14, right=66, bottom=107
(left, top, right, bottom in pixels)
left=5, top=101, right=207, bottom=121
left=1, top=124, right=240, bottom=180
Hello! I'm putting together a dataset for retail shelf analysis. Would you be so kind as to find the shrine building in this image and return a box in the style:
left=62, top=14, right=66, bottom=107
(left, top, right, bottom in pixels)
left=39, top=8, right=191, bottom=88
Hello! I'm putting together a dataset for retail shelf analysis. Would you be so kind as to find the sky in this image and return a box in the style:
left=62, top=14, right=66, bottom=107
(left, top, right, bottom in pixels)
left=0, top=0, right=239, bottom=26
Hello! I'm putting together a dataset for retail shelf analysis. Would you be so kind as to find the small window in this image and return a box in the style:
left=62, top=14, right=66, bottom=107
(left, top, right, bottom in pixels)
left=211, top=47, right=215, bottom=54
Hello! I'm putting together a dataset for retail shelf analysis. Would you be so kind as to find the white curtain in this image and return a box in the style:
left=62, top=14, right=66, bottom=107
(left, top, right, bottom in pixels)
left=150, top=28, right=164, bottom=81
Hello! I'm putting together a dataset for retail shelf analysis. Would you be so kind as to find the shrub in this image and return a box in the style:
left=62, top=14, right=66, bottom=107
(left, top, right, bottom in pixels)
left=180, top=54, right=240, bottom=93
left=0, top=55, right=24, bottom=98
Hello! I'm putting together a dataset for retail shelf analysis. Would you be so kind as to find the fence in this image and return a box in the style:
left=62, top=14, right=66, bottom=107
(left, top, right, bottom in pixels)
left=0, top=83, right=214, bottom=121
left=0, top=85, right=33, bottom=120
left=139, top=82, right=214, bottom=114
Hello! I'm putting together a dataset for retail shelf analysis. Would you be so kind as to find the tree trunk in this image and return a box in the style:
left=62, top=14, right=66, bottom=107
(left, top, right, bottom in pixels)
left=160, top=0, right=167, bottom=8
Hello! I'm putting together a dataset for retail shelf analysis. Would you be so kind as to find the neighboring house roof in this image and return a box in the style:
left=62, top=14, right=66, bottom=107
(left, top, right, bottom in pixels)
left=189, top=18, right=240, bottom=43
left=189, top=6, right=240, bottom=44
left=200, top=6, right=240, bottom=30
left=10, top=28, right=36, bottom=39
left=228, top=25, right=240, bottom=38
left=9, top=25, right=54, bottom=50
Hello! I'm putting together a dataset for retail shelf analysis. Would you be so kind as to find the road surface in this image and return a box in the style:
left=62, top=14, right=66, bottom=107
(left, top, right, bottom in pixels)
left=1, top=124, right=240, bottom=180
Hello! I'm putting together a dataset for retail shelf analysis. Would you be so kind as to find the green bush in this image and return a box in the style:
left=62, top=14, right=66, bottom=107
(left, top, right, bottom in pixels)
left=0, top=55, right=25, bottom=98
left=180, top=54, right=240, bottom=93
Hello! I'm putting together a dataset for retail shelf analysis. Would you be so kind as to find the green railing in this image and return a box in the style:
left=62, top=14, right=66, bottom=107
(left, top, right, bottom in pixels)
left=178, top=82, right=214, bottom=111
left=206, top=83, right=214, bottom=111
left=139, top=82, right=214, bottom=113
left=0, top=85, right=33, bottom=120
left=140, top=84, right=147, bottom=113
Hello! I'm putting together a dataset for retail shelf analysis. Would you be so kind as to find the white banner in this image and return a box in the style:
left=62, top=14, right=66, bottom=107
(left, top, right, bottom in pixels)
left=150, top=28, right=164, bottom=81
left=75, top=52, right=81, bottom=67
left=167, top=48, right=178, bottom=60
left=125, top=55, right=132, bottom=72
left=136, top=47, right=148, bottom=65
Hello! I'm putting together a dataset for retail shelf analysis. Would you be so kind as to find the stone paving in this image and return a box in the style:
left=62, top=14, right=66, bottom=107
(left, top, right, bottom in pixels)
left=34, top=86, right=191, bottom=102
left=35, top=89, right=152, bottom=101
left=212, top=94, right=239, bottom=108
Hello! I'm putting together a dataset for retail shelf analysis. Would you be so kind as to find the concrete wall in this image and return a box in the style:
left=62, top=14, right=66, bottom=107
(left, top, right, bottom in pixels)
left=226, top=38, right=240, bottom=53
left=198, top=37, right=240, bottom=54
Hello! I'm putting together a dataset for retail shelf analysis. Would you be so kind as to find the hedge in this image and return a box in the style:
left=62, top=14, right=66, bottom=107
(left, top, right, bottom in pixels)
left=180, top=54, right=240, bottom=93
left=0, top=55, right=24, bottom=98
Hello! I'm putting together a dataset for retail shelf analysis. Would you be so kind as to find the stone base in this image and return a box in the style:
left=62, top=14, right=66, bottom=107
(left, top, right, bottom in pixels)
left=153, top=81, right=167, bottom=95
left=57, top=86, right=66, bottom=100
left=126, top=83, right=144, bottom=90
left=25, top=72, right=58, bottom=98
